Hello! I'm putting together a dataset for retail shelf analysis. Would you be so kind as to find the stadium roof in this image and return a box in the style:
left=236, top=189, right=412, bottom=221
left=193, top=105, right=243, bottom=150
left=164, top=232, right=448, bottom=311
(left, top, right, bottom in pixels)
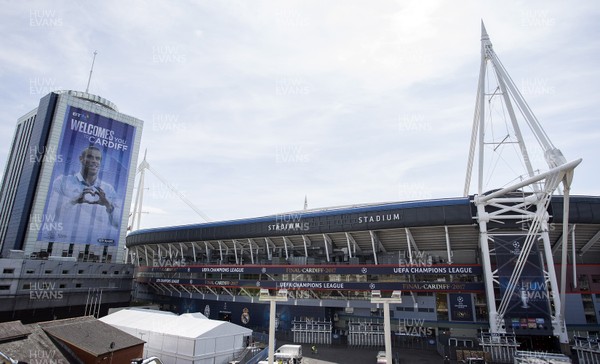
left=125, top=196, right=600, bottom=260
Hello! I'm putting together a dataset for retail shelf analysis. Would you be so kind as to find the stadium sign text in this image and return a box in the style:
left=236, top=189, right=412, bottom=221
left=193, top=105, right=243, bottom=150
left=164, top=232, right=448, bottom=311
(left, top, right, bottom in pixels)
left=358, top=213, right=401, bottom=224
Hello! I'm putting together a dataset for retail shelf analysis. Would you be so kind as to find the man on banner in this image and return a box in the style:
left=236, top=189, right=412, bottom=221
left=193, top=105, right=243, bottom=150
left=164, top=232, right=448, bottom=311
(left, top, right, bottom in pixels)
left=44, top=146, right=120, bottom=244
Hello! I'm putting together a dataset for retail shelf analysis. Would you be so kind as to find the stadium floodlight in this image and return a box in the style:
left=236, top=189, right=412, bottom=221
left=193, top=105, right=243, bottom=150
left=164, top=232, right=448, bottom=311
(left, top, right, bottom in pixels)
left=259, top=289, right=289, bottom=364
left=370, top=291, right=402, bottom=364
left=259, top=288, right=288, bottom=302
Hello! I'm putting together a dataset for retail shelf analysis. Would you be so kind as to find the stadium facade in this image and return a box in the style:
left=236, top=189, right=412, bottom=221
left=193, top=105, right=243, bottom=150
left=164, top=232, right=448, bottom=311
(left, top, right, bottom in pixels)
left=126, top=195, right=600, bottom=353
left=0, top=90, right=143, bottom=322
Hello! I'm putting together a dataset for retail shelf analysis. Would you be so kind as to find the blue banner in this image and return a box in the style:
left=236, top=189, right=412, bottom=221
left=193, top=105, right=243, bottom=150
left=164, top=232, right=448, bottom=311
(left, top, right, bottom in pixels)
left=38, top=106, right=136, bottom=245
left=494, top=236, right=552, bottom=333
left=449, top=293, right=474, bottom=321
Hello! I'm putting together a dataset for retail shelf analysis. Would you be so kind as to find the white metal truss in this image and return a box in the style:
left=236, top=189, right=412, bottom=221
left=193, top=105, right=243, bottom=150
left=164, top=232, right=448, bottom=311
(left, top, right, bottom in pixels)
left=580, top=230, right=600, bottom=255
left=551, top=225, right=575, bottom=255
left=323, top=234, right=333, bottom=262
left=404, top=228, right=419, bottom=263
left=444, top=226, right=453, bottom=264
left=233, top=240, right=239, bottom=264
left=369, top=231, right=383, bottom=265
left=129, top=150, right=210, bottom=232
left=345, top=232, right=362, bottom=257
left=465, top=22, right=581, bottom=349
left=283, top=236, right=294, bottom=260
left=265, top=237, right=275, bottom=260
left=302, top=235, right=311, bottom=258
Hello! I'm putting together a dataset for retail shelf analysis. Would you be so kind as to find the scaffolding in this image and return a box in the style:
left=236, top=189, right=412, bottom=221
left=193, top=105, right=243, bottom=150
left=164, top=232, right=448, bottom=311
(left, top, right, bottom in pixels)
left=573, top=333, right=600, bottom=364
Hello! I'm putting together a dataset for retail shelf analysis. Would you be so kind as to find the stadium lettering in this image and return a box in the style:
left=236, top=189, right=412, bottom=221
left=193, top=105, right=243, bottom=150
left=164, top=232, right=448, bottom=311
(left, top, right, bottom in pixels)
left=358, top=213, right=401, bottom=224
left=268, top=222, right=310, bottom=231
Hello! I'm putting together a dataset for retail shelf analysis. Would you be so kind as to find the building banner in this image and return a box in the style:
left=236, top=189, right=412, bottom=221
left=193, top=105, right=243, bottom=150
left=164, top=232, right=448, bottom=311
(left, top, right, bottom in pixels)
left=38, top=105, right=136, bottom=245
left=448, top=293, right=474, bottom=321
left=493, top=235, right=552, bottom=333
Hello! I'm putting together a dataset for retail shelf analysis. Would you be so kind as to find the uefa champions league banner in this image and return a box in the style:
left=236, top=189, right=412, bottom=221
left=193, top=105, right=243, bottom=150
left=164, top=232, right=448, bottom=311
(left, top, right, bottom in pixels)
left=38, top=105, right=136, bottom=245
left=494, top=236, right=552, bottom=332
left=449, top=293, right=474, bottom=321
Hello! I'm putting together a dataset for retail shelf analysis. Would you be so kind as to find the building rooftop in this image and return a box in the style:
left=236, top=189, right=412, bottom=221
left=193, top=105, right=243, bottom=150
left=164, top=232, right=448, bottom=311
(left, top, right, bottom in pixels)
left=40, top=316, right=145, bottom=356
left=0, top=320, right=71, bottom=363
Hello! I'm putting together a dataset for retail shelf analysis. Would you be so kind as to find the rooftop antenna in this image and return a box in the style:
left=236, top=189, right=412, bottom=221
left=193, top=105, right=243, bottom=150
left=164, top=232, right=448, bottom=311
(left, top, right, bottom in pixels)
left=85, top=50, right=98, bottom=93
left=304, top=195, right=308, bottom=210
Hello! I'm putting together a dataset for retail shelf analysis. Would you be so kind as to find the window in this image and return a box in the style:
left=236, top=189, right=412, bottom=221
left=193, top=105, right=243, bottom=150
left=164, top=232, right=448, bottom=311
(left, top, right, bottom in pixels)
left=26, top=269, right=35, bottom=274
left=23, top=284, right=31, bottom=289
left=114, top=271, right=120, bottom=275
left=2, top=268, right=14, bottom=274
left=102, top=271, right=107, bottom=275
left=59, top=284, right=66, bottom=288
left=75, top=283, right=82, bottom=288
left=78, top=270, right=84, bottom=274
left=44, top=270, right=52, bottom=274
left=0, top=285, right=10, bottom=290
left=62, top=270, right=69, bottom=274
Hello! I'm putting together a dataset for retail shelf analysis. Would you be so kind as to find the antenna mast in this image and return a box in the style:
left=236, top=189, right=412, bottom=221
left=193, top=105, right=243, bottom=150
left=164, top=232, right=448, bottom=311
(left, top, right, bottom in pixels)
left=85, top=50, right=98, bottom=93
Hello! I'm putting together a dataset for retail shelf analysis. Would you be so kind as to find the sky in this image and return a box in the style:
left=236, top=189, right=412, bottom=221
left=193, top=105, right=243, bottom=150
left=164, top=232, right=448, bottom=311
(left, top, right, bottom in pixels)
left=1, top=0, right=599, bottom=230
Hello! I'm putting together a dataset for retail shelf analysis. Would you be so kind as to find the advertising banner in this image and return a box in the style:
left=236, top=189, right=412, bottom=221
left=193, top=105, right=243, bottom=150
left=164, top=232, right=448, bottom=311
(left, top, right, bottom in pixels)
left=449, top=293, right=474, bottom=321
left=142, top=277, right=485, bottom=292
left=145, top=264, right=483, bottom=276
left=494, top=235, right=552, bottom=333
left=38, top=106, right=136, bottom=245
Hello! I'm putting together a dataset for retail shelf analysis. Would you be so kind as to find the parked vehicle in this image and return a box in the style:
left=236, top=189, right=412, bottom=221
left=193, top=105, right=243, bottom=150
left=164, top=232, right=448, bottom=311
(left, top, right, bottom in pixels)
left=274, top=344, right=303, bottom=363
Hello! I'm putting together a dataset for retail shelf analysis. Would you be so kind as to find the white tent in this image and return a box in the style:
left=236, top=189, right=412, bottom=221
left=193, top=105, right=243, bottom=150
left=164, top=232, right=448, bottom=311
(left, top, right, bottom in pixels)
left=100, top=309, right=252, bottom=364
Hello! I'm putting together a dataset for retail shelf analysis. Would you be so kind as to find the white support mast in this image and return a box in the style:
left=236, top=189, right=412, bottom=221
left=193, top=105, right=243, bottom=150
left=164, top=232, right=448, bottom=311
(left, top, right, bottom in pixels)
left=465, top=22, right=580, bottom=352
left=129, top=150, right=211, bottom=232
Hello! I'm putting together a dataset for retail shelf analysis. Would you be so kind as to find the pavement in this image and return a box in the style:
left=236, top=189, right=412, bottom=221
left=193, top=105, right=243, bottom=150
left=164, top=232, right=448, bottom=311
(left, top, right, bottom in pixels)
left=279, top=342, right=443, bottom=364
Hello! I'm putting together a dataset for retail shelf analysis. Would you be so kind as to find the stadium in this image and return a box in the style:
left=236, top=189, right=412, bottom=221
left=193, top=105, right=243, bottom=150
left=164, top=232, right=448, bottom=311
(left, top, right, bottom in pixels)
left=125, top=24, right=600, bottom=362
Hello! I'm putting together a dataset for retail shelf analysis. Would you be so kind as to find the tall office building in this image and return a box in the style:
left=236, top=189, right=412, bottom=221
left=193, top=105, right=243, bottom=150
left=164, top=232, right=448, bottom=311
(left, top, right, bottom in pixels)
left=0, top=90, right=143, bottom=322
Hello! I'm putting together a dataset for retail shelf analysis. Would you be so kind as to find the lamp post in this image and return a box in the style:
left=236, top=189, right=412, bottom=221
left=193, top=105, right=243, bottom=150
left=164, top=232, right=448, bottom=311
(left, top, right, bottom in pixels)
left=371, top=290, right=402, bottom=364
left=259, top=288, right=289, bottom=364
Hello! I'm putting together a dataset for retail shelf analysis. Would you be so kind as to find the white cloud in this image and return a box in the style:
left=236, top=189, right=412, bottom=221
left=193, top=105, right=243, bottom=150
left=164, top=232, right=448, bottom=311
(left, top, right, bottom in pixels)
left=0, top=0, right=598, bottom=230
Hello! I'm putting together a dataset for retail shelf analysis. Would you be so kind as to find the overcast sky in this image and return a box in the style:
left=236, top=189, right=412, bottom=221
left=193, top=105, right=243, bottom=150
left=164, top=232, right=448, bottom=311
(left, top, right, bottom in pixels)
left=1, top=1, right=599, bottom=230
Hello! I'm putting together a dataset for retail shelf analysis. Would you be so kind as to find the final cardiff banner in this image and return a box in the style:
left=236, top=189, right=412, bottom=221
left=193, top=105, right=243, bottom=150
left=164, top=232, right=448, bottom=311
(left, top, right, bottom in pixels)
left=38, top=105, right=136, bottom=245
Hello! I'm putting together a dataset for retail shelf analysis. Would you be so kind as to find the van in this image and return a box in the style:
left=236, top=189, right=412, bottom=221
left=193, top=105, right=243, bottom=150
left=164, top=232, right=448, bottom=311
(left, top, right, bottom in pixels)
left=274, top=344, right=303, bottom=363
